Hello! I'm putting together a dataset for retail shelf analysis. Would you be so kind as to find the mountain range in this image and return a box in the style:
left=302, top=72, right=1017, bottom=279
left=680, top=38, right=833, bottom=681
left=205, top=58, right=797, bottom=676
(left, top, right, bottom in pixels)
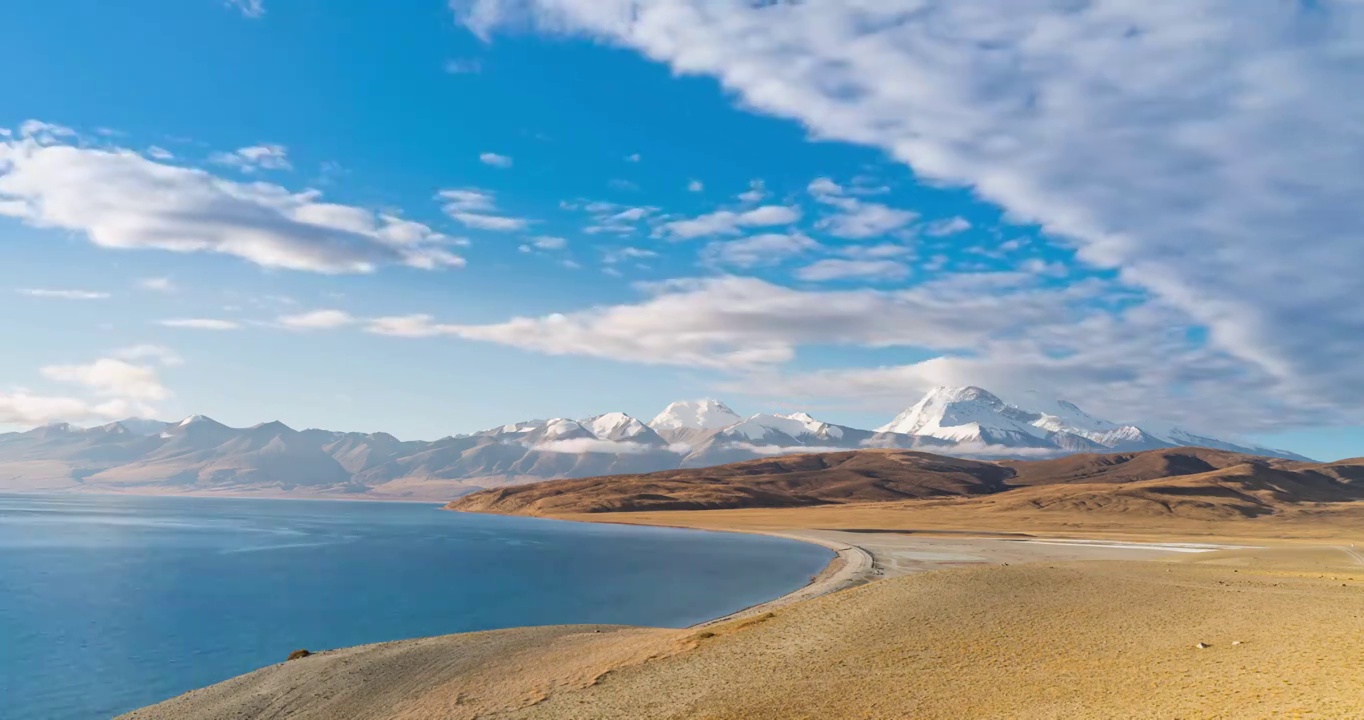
left=0, top=386, right=1309, bottom=500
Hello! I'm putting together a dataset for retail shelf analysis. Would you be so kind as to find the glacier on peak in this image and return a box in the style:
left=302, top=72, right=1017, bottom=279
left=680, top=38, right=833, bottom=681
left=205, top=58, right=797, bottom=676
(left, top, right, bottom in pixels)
left=876, top=386, right=1045, bottom=444
left=648, top=399, right=741, bottom=431
left=582, top=412, right=652, bottom=440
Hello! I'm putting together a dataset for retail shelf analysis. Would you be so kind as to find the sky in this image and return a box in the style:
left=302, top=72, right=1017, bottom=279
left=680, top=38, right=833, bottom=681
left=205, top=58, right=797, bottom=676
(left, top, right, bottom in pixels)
left=1, top=0, right=1361, bottom=461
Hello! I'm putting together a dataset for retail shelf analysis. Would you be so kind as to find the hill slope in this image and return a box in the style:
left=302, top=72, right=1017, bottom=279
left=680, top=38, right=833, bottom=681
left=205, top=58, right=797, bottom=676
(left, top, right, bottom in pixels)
left=448, top=451, right=1017, bottom=514
left=448, top=448, right=1364, bottom=519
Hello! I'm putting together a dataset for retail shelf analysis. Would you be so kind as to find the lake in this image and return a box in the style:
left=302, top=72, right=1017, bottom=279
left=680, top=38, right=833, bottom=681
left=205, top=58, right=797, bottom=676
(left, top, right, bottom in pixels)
left=0, top=493, right=831, bottom=719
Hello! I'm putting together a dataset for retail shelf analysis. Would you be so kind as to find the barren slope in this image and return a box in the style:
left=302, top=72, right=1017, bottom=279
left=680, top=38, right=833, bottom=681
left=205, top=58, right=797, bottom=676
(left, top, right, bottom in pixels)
left=448, top=450, right=1014, bottom=515
left=449, top=447, right=1364, bottom=521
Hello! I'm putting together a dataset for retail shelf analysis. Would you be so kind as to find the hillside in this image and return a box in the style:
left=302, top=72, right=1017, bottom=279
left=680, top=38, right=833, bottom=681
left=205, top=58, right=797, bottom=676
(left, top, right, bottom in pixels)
left=449, top=451, right=1015, bottom=515
left=448, top=447, right=1364, bottom=520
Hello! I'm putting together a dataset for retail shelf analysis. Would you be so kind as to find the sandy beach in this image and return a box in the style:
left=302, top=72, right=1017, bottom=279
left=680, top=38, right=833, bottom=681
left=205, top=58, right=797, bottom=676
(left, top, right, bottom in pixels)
left=119, top=507, right=1364, bottom=719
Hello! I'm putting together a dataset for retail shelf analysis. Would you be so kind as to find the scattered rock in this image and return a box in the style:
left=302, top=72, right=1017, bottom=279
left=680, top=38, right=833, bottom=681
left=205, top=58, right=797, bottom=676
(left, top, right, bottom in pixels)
left=1195, top=642, right=1211, bottom=649
left=1231, top=641, right=1243, bottom=646
left=287, top=649, right=312, bottom=661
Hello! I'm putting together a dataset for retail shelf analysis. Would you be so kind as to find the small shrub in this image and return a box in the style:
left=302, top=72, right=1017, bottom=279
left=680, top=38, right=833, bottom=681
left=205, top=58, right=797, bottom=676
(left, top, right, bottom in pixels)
left=287, top=649, right=312, bottom=661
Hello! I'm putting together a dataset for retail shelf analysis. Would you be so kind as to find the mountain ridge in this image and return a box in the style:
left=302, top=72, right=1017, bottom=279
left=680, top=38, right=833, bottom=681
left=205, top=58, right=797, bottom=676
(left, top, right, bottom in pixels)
left=0, top=386, right=1312, bottom=499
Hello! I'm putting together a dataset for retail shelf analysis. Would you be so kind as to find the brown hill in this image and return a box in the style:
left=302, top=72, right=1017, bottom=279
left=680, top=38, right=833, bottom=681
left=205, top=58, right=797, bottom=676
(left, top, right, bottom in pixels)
left=448, top=450, right=1013, bottom=515
left=447, top=447, right=1364, bottom=520
left=998, top=447, right=1260, bottom=485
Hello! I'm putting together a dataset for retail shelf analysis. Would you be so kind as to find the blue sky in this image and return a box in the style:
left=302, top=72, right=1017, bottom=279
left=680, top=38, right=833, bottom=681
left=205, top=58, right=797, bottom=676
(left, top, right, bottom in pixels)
left=2, top=0, right=1362, bottom=461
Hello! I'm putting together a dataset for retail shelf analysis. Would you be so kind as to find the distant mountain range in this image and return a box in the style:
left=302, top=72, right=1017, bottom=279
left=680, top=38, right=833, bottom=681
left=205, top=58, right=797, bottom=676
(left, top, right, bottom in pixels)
left=0, top=386, right=1309, bottom=500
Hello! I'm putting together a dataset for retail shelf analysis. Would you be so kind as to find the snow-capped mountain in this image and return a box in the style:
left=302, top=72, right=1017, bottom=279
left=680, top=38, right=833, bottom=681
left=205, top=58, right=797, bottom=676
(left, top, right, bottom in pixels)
left=582, top=412, right=667, bottom=445
left=877, top=386, right=1056, bottom=448
left=648, top=400, right=742, bottom=443
left=710, top=413, right=851, bottom=446
left=878, top=386, right=1307, bottom=459
left=0, top=387, right=1310, bottom=500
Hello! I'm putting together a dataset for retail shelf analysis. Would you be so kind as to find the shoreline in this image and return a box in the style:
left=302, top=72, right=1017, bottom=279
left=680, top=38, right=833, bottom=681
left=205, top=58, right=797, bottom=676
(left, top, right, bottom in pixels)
left=493, top=513, right=1251, bottom=629
left=443, top=509, right=879, bottom=629
left=118, top=509, right=1364, bottom=719
left=688, top=529, right=875, bottom=628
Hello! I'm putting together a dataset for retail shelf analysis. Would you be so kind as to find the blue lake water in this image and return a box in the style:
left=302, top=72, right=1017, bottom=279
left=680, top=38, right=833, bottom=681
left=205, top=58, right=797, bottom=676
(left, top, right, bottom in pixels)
left=0, top=493, right=831, bottom=720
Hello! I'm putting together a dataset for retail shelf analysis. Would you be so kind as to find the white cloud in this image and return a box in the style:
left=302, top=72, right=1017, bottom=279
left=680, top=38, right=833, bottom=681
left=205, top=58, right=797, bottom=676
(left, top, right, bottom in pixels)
left=18, top=120, right=75, bottom=142
left=818, top=203, right=917, bottom=239
left=796, top=259, right=909, bottom=282
left=726, top=443, right=853, bottom=458
left=444, top=58, right=483, bottom=74
left=535, top=438, right=666, bottom=455
left=722, top=301, right=1292, bottom=435
left=0, top=350, right=176, bottom=428
left=112, top=345, right=183, bottom=367
left=578, top=203, right=658, bottom=235
left=159, top=318, right=241, bottom=330
left=480, top=152, right=513, bottom=168
left=925, top=216, right=972, bottom=237
left=808, top=177, right=917, bottom=239
left=527, top=235, right=568, bottom=250
left=687, top=179, right=704, bottom=192
left=453, top=0, right=1364, bottom=427
left=602, top=246, right=658, bottom=265
left=451, top=213, right=528, bottom=231
left=737, top=179, right=766, bottom=203
left=583, top=225, right=634, bottom=236
left=277, top=309, right=356, bottom=331
left=702, top=232, right=820, bottom=269
left=366, top=314, right=447, bottom=338
left=0, top=136, right=463, bottom=273
left=387, top=274, right=1091, bottom=369
left=0, top=393, right=105, bottom=427
left=226, top=0, right=264, bottom=18
left=659, top=204, right=801, bottom=240
left=609, top=207, right=651, bottom=222
left=16, top=288, right=109, bottom=300
left=136, top=277, right=176, bottom=293
left=437, top=187, right=531, bottom=231
left=1021, top=258, right=1069, bottom=278
left=625, top=153, right=642, bottom=163
left=210, top=144, right=291, bottom=172
left=807, top=177, right=842, bottom=197
left=437, top=188, right=496, bottom=212
left=145, top=146, right=174, bottom=161
left=41, top=358, right=170, bottom=402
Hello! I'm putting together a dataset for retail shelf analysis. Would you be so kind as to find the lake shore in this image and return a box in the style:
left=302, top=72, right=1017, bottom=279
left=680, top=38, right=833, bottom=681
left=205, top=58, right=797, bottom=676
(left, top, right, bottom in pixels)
left=5, top=494, right=833, bottom=720
left=119, top=505, right=1364, bottom=720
